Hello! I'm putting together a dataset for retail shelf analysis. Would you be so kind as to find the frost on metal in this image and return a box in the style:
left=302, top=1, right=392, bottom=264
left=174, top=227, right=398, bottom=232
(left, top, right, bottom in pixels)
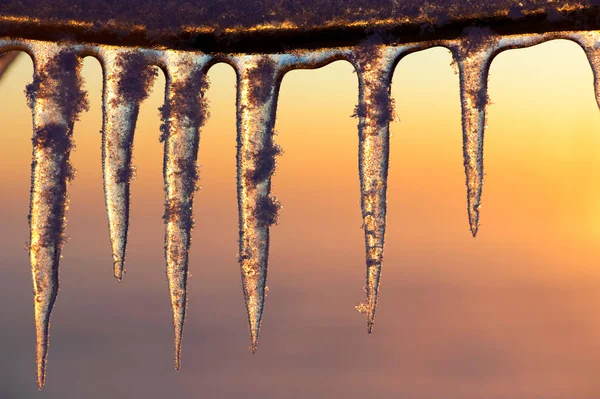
left=101, top=49, right=158, bottom=280
left=235, top=55, right=282, bottom=352
left=349, top=40, right=407, bottom=333
left=24, top=43, right=88, bottom=390
left=159, top=52, right=211, bottom=369
left=0, top=0, right=594, bottom=39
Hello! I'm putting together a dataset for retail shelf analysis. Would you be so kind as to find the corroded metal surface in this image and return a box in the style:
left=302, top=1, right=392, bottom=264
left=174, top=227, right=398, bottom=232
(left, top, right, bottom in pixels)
left=0, top=2, right=599, bottom=51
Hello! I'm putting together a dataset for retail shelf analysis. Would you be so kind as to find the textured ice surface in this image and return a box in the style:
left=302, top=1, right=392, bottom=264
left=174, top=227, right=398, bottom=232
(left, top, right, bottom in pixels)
left=350, top=43, right=405, bottom=332
left=234, top=55, right=282, bottom=352
left=233, top=50, right=346, bottom=350
left=24, top=42, right=88, bottom=389
left=100, top=48, right=157, bottom=280
left=2, top=24, right=600, bottom=388
left=160, top=52, right=211, bottom=368
left=450, top=28, right=498, bottom=237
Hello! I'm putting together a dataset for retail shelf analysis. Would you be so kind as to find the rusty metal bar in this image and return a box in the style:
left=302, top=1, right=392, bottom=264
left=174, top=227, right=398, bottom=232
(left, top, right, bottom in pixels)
left=0, top=2, right=599, bottom=52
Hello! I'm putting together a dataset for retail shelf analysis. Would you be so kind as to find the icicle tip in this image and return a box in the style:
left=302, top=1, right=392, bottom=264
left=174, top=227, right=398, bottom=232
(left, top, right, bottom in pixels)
left=469, top=211, right=480, bottom=238
left=113, top=261, right=124, bottom=281
left=367, top=320, right=375, bottom=334
left=173, top=318, right=184, bottom=370
left=174, top=349, right=181, bottom=370
left=36, top=363, right=46, bottom=390
left=249, top=324, right=260, bottom=354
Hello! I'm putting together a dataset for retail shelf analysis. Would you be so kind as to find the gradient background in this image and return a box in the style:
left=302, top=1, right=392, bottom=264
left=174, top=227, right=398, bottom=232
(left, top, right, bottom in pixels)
left=2, top=40, right=600, bottom=398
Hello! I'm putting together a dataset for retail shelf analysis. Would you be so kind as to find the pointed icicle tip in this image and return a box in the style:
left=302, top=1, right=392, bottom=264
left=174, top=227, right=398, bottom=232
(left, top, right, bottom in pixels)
left=367, top=321, right=374, bottom=334
left=356, top=297, right=377, bottom=333
left=113, top=260, right=124, bottom=281
left=37, top=374, right=45, bottom=390
left=248, top=310, right=261, bottom=354
left=35, top=318, right=50, bottom=390
left=171, top=302, right=185, bottom=369
left=174, top=331, right=182, bottom=370
left=366, top=279, right=379, bottom=334
left=469, top=212, right=480, bottom=238
left=36, top=355, right=46, bottom=390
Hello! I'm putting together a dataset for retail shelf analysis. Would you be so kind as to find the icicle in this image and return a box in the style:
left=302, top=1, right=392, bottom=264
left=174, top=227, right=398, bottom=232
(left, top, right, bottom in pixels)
left=350, top=45, right=404, bottom=333
left=100, top=49, right=157, bottom=280
left=451, top=28, right=499, bottom=237
left=234, top=55, right=282, bottom=352
left=160, top=52, right=210, bottom=369
left=26, top=43, right=88, bottom=389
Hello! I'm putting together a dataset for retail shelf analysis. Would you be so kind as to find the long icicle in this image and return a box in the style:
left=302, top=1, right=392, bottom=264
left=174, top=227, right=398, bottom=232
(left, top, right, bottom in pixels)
left=26, top=44, right=88, bottom=389
left=235, top=55, right=282, bottom=352
left=100, top=49, right=157, bottom=280
left=351, top=45, right=403, bottom=333
left=452, top=29, right=498, bottom=237
left=160, top=52, right=211, bottom=369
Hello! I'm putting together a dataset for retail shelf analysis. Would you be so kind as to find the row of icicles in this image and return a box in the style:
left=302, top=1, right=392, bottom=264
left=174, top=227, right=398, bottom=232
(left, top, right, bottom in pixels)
left=4, top=27, right=600, bottom=389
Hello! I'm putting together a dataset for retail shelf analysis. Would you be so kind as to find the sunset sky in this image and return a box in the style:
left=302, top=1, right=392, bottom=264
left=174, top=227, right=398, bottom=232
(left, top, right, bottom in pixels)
left=1, top=39, right=600, bottom=398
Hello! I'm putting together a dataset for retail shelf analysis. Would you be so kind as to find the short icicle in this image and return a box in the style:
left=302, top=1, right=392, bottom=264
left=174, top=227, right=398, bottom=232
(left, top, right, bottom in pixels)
left=350, top=45, right=403, bottom=333
left=234, top=55, right=282, bottom=353
left=160, top=52, right=211, bottom=370
left=26, top=43, right=88, bottom=389
left=100, top=49, right=157, bottom=280
left=452, top=28, right=498, bottom=237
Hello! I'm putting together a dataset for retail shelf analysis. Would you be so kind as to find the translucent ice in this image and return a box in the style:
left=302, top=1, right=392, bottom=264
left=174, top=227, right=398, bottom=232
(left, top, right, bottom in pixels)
left=100, top=49, right=157, bottom=280
left=160, top=52, right=211, bottom=369
left=234, top=55, right=282, bottom=352
left=450, top=28, right=499, bottom=237
left=25, top=43, right=88, bottom=389
left=349, top=44, right=405, bottom=332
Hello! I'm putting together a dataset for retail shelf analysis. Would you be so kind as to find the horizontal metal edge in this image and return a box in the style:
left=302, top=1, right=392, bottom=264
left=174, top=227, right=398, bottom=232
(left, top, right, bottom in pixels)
left=1, top=4, right=600, bottom=53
